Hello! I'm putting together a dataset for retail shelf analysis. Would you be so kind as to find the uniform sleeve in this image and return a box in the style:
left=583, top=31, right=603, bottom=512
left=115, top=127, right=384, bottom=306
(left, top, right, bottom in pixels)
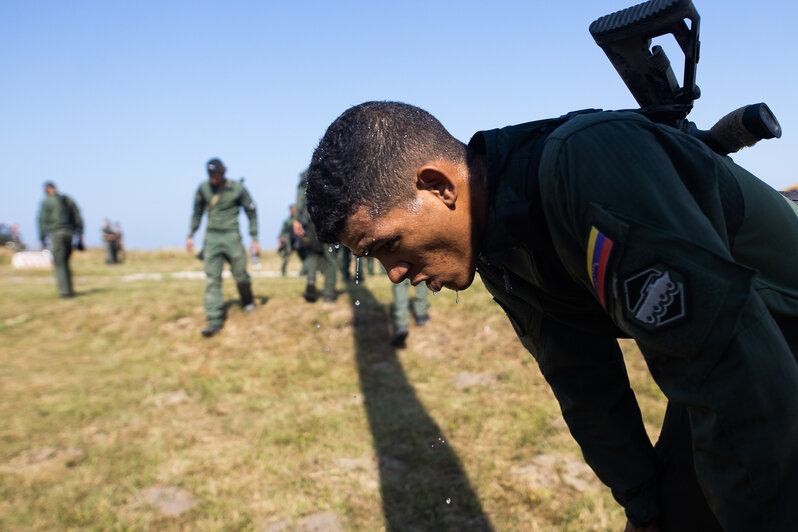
left=38, top=200, right=47, bottom=243
left=295, top=176, right=308, bottom=224
left=239, top=186, right=258, bottom=239
left=530, top=316, right=663, bottom=526
left=189, top=186, right=205, bottom=237
left=490, top=265, right=663, bottom=525
left=539, top=114, right=798, bottom=529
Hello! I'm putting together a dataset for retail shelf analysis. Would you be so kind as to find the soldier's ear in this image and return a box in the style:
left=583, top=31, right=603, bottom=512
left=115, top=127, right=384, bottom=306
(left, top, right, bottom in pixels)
left=417, top=164, right=457, bottom=209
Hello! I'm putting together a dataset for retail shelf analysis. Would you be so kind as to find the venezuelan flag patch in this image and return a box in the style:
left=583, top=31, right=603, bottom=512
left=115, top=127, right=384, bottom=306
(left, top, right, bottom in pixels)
left=587, top=226, right=614, bottom=308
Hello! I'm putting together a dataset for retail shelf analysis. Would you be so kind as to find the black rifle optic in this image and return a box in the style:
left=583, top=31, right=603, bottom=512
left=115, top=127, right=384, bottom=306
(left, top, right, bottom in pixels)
left=590, top=0, right=781, bottom=156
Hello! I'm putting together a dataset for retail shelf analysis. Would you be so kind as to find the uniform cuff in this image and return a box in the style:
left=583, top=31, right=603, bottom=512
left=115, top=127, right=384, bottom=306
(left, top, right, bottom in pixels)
left=617, top=476, right=661, bottom=528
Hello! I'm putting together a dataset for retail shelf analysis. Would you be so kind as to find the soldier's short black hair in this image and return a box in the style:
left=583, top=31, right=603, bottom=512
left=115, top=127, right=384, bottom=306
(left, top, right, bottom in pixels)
left=306, top=101, right=466, bottom=243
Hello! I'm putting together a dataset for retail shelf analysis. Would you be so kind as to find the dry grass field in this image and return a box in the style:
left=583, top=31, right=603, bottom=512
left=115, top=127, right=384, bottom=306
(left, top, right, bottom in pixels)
left=0, top=247, right=666, bottom=531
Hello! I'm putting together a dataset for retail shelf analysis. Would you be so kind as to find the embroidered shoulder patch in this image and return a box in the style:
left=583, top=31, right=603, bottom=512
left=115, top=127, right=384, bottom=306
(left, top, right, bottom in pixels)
left=586, top=226, right=614, bottom=308
left=623, top=265, right=687, bottom=330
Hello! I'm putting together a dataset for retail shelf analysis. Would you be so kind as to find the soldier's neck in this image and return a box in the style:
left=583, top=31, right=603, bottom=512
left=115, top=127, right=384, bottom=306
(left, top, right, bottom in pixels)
left=468, top=151, right=487, bottom=253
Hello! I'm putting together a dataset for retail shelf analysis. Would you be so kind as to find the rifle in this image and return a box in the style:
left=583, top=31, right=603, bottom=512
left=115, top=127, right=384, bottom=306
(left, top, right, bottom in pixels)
left=589, top=0, right=781, bottom=155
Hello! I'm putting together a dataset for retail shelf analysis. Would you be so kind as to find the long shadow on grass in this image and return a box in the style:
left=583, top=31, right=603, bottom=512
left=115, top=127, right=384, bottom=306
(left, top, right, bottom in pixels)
left=72, top=288, right=109, bottom=297
left=348, top=284, right=493, bottom=531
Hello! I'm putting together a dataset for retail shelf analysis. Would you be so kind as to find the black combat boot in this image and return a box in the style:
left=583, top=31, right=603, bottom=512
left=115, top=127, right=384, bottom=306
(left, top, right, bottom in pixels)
left=303, top=281, right=318, bottom=302
left=390, top=327, right=409, bottom=348
left=201, top=323, right=222, bottom=337
left=238, top=282, right=255, bottom=312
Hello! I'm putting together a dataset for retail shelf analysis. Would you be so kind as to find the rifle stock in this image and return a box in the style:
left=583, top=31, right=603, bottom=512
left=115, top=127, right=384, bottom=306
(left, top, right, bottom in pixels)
left=590, top=0, right=781, bottom=155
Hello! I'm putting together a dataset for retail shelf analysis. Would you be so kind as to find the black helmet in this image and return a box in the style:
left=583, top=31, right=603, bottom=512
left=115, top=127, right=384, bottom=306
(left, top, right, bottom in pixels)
left=206, top=158, right=225, bottom=174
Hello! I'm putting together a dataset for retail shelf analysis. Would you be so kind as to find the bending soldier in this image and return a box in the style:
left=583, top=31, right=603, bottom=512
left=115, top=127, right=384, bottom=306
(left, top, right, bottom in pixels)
left=305, top=102, right=798, bottom=532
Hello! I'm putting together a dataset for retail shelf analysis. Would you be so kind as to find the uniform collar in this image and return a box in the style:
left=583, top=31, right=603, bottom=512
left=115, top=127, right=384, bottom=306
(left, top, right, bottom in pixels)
left=469, top=128, right=534, bottom=258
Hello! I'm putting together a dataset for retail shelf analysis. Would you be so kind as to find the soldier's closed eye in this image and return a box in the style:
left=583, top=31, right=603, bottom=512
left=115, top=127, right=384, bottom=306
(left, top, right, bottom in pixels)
left=380, top=237, right=399, bottom=253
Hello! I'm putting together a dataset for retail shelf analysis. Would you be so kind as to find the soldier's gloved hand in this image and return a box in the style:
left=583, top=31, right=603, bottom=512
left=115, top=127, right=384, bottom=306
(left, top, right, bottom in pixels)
left=186, top=237, right=194, bottom=252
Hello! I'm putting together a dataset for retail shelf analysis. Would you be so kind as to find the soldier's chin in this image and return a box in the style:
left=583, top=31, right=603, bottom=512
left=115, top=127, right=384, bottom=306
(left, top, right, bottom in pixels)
left=447, top=271, right=477, bottom=291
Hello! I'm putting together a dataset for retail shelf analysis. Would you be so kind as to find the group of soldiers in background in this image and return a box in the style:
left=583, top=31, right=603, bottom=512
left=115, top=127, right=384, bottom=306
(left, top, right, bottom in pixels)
left=34, top=162, right=429, bottom=345
left=37, top=181, right=84, bottom=298
left=278, top=169, right=430, bottom=347
left=101, top=218, right=125, bottom=265
left=36, top=182, right=127, bottom=297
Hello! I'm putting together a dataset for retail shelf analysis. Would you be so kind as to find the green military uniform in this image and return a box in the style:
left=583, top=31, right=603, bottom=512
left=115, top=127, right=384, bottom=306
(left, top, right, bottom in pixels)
left=340, top=248, right=375, bottom=283
left=388, top=278, right=430, bottom=348
left=470, top=111, right=798, bottom=531
left=112, top=224, right=124, bottom=263
left=189, top=178, right=258, bottom=327
left=278, top=215, right=307, bottom=276
left=339, top=246, right=353, bottom=282
left=295, top=171, right=337, bottom=301
left=38, top=192, right=83, bottom=297
left=392, top=280, right=429, bottom=330
left=102, top=223, right=118, bottom=264
left=279, top=216, right=293, bottom=276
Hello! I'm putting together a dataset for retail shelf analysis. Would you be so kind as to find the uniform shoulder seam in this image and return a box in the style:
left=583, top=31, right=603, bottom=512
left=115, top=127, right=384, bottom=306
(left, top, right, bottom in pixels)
left=549, top=111, right=649, bottom=143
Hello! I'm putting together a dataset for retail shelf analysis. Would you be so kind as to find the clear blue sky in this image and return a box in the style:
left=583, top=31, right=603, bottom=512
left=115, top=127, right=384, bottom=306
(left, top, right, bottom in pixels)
left=2, top=0, right=796, bottom=250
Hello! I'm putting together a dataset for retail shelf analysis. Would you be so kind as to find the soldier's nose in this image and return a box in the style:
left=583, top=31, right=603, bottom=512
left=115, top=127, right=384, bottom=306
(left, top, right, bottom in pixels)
left=386, top=261, right=410, bottom=284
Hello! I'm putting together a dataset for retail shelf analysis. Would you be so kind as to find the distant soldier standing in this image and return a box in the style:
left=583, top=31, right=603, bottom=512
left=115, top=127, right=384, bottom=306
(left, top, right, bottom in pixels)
left=186, top=158, right=259, bottom=337
left=38, top=181, right=83, bottom=298
left=390, top=279, right=430, bottom=348
left=279, top=204, right=306, bottom=276
left=293, top=169, right=337, bottom=302
left=112, top=222, right=125, bottom=263
left=101, top=218, right=119, bottom=264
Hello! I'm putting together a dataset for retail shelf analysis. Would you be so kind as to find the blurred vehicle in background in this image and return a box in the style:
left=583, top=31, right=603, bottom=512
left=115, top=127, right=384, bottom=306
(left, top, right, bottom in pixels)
left=0, top=222, right=26, bottom=251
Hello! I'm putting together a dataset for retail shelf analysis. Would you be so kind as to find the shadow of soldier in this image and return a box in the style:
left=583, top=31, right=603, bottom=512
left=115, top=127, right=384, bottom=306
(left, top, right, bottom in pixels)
left=347, top=284, right=493, bottom=531
left=222, top=296, right=269, bottom=321
left=69, top=288, right=109, bottom=297
left=222, top=296, right=269, bottom=313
